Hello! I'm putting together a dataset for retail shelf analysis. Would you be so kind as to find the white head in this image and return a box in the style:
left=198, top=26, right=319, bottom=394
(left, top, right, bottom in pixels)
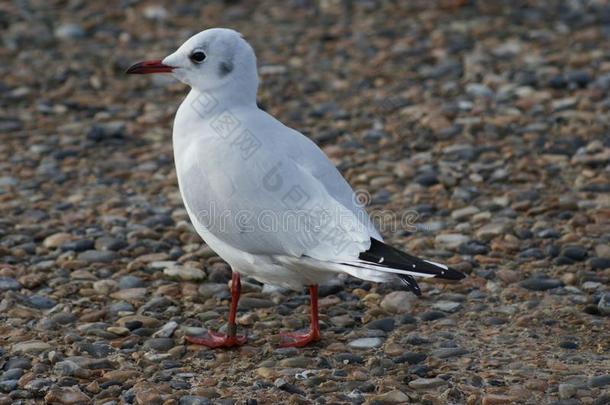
left=127, top=28, right=258, bottom=104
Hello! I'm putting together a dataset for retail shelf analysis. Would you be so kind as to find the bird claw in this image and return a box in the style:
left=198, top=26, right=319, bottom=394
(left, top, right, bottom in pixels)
left=278, top=330, right=320, bottom=348
left=185, top=330, right=246, bottom=348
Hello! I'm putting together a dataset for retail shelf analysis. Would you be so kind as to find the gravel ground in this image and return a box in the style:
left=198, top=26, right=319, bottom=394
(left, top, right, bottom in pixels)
left=1, top=0, right=610, bottom=404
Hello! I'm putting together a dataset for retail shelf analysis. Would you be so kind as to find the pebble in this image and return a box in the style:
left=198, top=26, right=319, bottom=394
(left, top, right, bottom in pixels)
left=366, top=318, right=395, bottom=332
left=435, top=233, right=470, bottom=249
left=12, top=341, right=51, bottom=354
left=558, top=383, right=577, bottom=399
left=43, top=232, right=73, bottom=249
left=347, top=337, right=384, bottom=349
left=179, top=396, right=212, bottom=405
left=408, top=377, right=448, bottom=390
left=370, top=390, right=410, bottom=403
left=598, top=293, right=610, bottom=316
left=395, top=352, right=427, bottom=365
left=432, top=347, right=469, bottom=359
left=432, top=301, right=462, bottom=313
left=589, top=257, right=610, bottom=270
left=118, top=276, right=145, bottom=289
left=153, top=321, right=179, bottom=338
left=0, top=277, right=21, bottom=292
left=26, top=295, right=56, bottom=309
left=520, top=277, right=563, bottom=291
left=144, top=338, right=175, bottom=352
left=54, top=23, right=85, bottom=40
left=380, top=291, right=416, bottom=313
left=589, top=375, right=610, bottom=388
left=77, top=250, right=117, bottom=263
left=561, top=245, right=588, bottom=261
left=44, top=386, right=90, bottom=404
left=481, top=395, right=516, bottom=405
left=164, top=265, right=206, bottom=281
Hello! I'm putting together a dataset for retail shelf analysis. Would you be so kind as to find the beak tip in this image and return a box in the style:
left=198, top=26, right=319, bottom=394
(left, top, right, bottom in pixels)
left=125, top=60, right=173, bottom=75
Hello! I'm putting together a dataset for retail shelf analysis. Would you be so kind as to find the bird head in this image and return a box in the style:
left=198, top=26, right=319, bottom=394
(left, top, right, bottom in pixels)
left=127, top=28, right=258, bottom=98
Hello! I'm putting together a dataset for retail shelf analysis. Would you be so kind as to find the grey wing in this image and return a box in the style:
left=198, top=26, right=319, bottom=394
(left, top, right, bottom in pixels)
left=178, top=137, right=372, bottom=261
left=282, top=126, right=383, bottom=241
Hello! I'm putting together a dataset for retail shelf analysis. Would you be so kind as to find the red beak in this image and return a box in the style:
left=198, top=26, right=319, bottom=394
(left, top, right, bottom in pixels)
left=126, top=60, right=174, bottom=74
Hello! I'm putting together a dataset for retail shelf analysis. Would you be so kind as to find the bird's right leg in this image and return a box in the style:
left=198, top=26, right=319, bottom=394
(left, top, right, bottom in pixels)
left=185, top=271, right=247, bottom=348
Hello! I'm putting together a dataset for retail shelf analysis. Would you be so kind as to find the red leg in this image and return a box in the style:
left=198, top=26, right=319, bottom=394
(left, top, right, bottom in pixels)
left=186, top=272, right=247, bottom=348
left=279, top=284, right=321, bottom=347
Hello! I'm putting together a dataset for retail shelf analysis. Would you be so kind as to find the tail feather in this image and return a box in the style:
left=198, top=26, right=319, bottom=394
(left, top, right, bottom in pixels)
left=336, top=238, right=465, bottom=296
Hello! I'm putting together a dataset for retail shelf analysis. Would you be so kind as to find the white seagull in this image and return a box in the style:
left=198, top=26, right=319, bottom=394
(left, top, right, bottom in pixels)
left=127, top=28, right=465, bottom=348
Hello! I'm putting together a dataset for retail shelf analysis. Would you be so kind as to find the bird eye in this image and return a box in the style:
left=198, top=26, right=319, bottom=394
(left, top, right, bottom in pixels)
left=190, top=51, right=206, bottom=63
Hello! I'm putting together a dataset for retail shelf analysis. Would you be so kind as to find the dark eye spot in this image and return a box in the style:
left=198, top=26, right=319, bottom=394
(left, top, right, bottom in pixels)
left=190, top=51, right=206, bottom=63
left=219, top=61, right=233, bottom=77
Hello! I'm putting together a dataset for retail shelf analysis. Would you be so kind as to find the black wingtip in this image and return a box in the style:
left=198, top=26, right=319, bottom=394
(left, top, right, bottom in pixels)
left=440, top=266, right=467, bottom=281
left=399, top=274, right=422, bottom=296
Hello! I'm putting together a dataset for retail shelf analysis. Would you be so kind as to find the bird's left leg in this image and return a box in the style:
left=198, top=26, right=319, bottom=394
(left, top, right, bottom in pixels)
left=185, top=271, right=247, bottom=348
left=279, top=284, right=321, bottom=347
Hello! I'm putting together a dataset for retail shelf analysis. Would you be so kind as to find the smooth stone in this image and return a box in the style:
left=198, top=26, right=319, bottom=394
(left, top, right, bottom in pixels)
left=26, top=295, right=56, bottom=309
left=519, top=248, right=545, bottom=259
left=432, top=301, right=462, bottom=313
left=0, top=368, right=23, bottom=381
left=44, top=386, right=91, bottom=404
left=12, top=341, right=51, bottom=354
left=179, top=396, right=212, bottom=405
left=590, top=375, right=610, bottom=387
left=144, top=338, right=175, bottom=352
left=432, top=347, right=469, bottom=359
left=95, top=236, right=127, bottom=251
left=153, top=321, right=179, bottom=338
left=163, top=266, right=206, bottom=281
left=93, top=280, right=117, bottom=294
left=598, top=293, right=610, bottom=316
left=118, top=276, right=145, bottom=289
left=87, top=122, right=125, bottom=141
left=520, top=277, right=563, bottom=291
left=435, top=233, right=470, bottom=249
left=43, top=232, right=72, bottom=249
left=0, top=380, right=17, bottom=393
left=475, top=222, right=508, bottom=240
left=347, top=337, right=384, bottom=349
left=54, top=360, right=89, bottom=378
left=395, top=352, right=427, bottom=365
left=451, top=206, right=480, bottom=220
left=558, top=383, right=577, bottom=399
left=589, top=257, right=610, bottom=270
left=370, top=390, right=410, bottom=403
left=414, top=172, right=438, bottom=187
left=408, top=377, right=448, bottom=390
left=238, top=297, right=274, bottom=309
left=561, top=245, right=588, bottom=261
left=54, top=23, right=85, bottom=40
left=198, top=283, right=228, bottom=298
left=380, top=291, right=416, bottom=314
left=108, top=301, right=134, bottom=314
left=277, top=356, right=310, bottom=368
left=77, top=250, right=117, bottom=263
left=4, top=357, right=31, bottom=370
left=420, top=311, right=446, bottom=321
left=51, top=311, right=77, bottom=325
left=60, top=239, right=94, bottom=252
left=466, top=83, right=494, bottom=98
left=366, top=318, right=395, bottom=332
left=334, top=353, right=364, bottom=364
left=110, top=288, right=147, bottom=300
left=0, top=277, right=21, bottom=292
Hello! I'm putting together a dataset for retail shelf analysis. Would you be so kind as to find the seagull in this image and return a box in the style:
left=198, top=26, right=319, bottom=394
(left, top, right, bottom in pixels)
left=127, top=28, right=465, bottom=348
